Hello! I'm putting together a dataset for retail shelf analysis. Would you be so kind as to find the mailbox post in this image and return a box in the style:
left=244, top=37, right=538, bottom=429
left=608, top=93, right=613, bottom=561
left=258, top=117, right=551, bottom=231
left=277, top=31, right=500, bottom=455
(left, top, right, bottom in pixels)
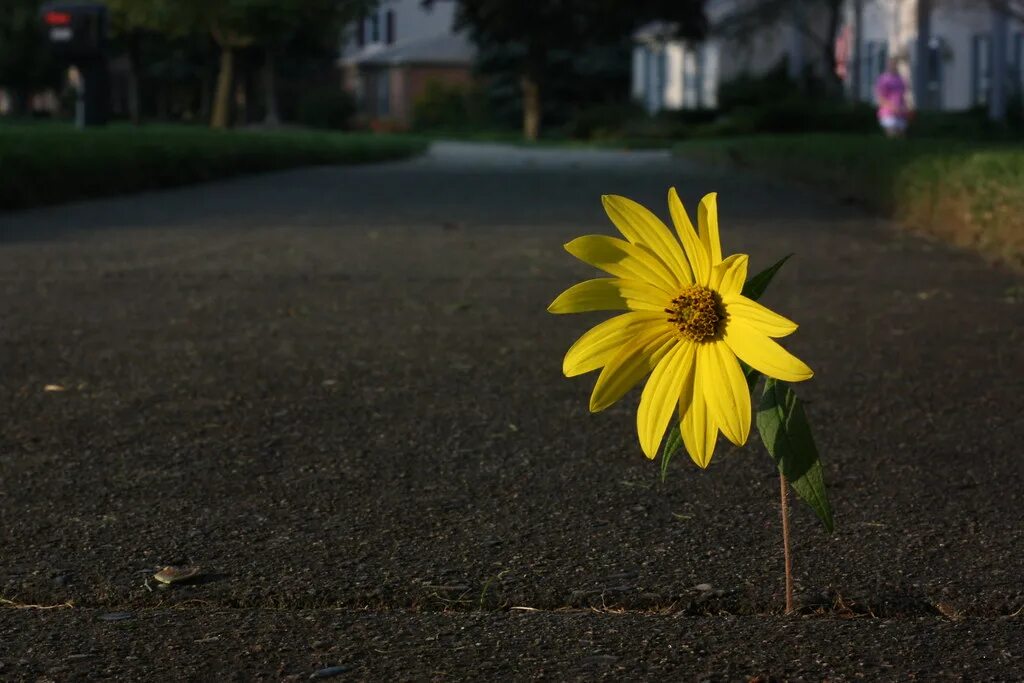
left=40, top=3, right=109, bottom=127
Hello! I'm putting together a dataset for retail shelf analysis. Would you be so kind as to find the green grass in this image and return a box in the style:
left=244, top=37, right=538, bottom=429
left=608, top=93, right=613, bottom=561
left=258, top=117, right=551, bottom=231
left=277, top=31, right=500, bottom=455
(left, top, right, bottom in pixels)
left=0, top=123, right=428, bottom=210
left=675, top=134, right=1024, bottom=270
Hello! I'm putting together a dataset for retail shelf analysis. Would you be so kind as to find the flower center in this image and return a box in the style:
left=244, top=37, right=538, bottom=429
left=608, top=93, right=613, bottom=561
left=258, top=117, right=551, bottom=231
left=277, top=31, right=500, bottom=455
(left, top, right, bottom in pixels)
left=666, top=285, right=722, bottom=342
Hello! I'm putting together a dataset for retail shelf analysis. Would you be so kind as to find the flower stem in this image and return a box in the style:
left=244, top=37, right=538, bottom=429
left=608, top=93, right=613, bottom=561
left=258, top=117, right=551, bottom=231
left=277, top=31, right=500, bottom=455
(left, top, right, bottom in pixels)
left=780, top=472, right=794, bottom=614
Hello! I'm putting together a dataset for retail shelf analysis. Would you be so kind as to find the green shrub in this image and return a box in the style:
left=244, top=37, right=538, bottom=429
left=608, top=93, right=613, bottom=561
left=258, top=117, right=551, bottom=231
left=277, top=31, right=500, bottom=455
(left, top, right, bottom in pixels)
left=564, top=102, right=647, bottom=139
left=412, top=81, right=488, bottom=130
left=717, top=63, right=803, bottom=112
left=0, top=124, right=427, bottom=209
left=696, top=99, right=876, bottom=136
left=674, top=134, right=1024, bottom=269
left=295, top=87, right=356, bottom=130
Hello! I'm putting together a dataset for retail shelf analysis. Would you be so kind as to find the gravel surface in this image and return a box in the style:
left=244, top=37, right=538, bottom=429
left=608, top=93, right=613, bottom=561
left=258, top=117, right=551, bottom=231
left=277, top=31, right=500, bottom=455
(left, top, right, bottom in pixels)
left=1, top=141, right=1022, bottom=680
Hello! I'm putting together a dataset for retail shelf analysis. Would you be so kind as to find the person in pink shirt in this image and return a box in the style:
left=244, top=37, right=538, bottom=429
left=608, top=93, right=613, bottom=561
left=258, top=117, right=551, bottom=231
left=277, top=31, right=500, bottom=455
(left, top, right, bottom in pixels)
left=875, top=58, right=910, bottom=138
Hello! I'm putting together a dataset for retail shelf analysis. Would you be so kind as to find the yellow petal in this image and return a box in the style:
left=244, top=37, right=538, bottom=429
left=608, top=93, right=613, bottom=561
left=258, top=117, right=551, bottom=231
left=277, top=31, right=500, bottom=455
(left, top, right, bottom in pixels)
left=722, top=317, right=813, bottom=382
left=565, top=236, right=678, bottom=293
left=563, top=312, right=667, bottom=377
left=699, top=342, right=751, bottom=446
left=637, top=340, right=696, bottom=459
left=589, top=327, right=676, bottom=413
left=667, top=188, right=711, bottom=286
left=679, top=368, right=717, bottom=469
left=711, top=254, right=748, bottom=297
left=722, top=294, right=798, bottom=338
left=697, top=192, right=723, bottom=264
left=548, top=278, right=669, bottom=314
left=602, top=194, right=692, bottom=285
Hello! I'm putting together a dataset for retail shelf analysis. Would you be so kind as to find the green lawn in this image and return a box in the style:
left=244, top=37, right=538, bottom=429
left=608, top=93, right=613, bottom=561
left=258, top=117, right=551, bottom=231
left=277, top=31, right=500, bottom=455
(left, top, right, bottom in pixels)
left=675, top=134, right=1024, bottom=270
left=0, top=123, right=428, bottom=210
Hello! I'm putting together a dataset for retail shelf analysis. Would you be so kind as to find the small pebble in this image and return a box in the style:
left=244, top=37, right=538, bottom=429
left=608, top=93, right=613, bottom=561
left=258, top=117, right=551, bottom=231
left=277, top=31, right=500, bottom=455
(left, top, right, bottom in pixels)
left=310, top=665, right=351, bottom=679
left=695, top=583, right=713, bottom=592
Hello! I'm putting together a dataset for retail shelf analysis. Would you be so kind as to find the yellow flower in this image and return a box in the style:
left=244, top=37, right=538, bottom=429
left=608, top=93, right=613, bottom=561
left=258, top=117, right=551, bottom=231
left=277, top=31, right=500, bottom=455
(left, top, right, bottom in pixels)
left=549, top=189, right=813, bottom=468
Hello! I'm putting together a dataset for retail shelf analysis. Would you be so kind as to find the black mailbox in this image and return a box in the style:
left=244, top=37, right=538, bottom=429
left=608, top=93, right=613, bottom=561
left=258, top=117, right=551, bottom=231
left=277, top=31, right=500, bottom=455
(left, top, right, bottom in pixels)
left=40, top=2, right=108, bottom=60
left=40, top=2, right=109, bottom=126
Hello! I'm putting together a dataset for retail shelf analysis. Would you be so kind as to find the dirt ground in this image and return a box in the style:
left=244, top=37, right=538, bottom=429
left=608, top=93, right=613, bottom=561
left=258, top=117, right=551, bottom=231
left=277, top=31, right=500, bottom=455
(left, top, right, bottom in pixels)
left=1, top=143, right=1022, bottom=681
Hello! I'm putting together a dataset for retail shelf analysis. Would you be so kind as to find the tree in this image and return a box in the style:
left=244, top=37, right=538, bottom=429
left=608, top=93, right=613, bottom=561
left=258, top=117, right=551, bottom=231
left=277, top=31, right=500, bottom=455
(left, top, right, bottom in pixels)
left=714, top=0, right=845, bottom=96
left=234, top=0, right=370, bottom=126
left=108, top=0, right=371, bottom=128
left=0, top=0, right=61, bottom=116
left=452, top=0, right=705, bottom=140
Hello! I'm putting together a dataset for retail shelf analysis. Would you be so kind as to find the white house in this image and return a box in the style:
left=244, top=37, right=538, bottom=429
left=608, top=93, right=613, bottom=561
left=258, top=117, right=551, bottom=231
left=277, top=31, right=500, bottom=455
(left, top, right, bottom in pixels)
left=632, top=0, right=828, bottom=112
left=849, top=0, right=1024, bottom=110
left=632, top=0, right=1024, bottom=113
left=339, top=0, right=475, bottom=126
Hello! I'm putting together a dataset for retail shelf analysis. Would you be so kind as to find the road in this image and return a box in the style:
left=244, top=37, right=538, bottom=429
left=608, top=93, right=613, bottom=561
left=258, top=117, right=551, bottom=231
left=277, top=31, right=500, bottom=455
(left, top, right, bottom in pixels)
left=1, top=141, right=1022, bottom=680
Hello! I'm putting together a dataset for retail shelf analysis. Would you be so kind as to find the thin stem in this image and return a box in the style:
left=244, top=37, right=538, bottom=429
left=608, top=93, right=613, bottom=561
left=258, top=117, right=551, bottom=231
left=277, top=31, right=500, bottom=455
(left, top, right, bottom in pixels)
left=780, top=472, right=794, bottom=614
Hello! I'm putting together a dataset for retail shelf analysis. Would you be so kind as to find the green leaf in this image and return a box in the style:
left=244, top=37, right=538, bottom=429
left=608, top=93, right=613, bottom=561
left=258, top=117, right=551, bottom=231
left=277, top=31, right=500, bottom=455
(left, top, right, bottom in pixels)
left=757, top=378, right=834, bottom=532
left=742, top=254, right=793, bottom=302
left=660, top=424, right=683, bottom=483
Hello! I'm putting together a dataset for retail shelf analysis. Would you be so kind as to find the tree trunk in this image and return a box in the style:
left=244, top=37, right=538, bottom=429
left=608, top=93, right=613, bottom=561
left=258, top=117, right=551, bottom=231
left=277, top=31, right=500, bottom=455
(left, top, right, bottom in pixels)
left=263, top=50, right=280, bottom=126
left=126, top=32, right=141, bottom=125
left=914, top=0, right=933, bottom=110
left=520, top=74, right=540, bottom=141
left=786, top=0, right=806, bottom=88
left=199, top=53, right=214, bottom=123
left=851, top=0, right=863, bottom=102
left=211, top=44, right=234, bottom=129
left=989, top=2, right=1009, bottom=123
left=822, top=0, right=843, bottom=96
left=7, top=89, right=26, bottom=118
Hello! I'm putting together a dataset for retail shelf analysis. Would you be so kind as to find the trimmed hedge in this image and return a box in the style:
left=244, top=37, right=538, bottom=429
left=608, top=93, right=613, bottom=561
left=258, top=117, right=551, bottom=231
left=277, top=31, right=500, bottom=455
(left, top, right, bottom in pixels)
left=675, top=134, right=1024, bottom=270
left=0, top=124, right=428, bottom=210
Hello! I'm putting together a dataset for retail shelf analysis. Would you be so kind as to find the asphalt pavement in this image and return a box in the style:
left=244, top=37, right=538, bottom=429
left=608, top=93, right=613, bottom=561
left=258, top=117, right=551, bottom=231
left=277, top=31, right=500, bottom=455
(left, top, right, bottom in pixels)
left=1, top=141, right=1022, bottom=680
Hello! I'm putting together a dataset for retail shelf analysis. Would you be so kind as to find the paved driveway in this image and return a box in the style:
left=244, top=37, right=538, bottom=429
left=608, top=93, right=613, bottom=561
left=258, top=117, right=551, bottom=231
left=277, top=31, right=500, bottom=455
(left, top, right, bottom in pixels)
left=1, top=142, right=1022, bottom=680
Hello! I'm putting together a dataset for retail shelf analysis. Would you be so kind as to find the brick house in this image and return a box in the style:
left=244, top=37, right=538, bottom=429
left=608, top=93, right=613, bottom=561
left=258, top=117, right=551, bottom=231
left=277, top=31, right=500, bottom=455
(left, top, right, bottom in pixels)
left=339, top=0, right=475, bottom=127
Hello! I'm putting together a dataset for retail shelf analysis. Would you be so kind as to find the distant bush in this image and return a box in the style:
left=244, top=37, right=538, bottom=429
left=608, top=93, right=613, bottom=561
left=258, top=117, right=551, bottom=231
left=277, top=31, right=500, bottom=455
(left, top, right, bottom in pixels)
left=565, top=104, right=719, bottom=141
left=412, top=81, right=488, bottom=130
left=717, top=63, right=804, bottom=112
left=295, top=87, right=356, bottom=130
left=0, top=124, right=427, bottom=210
left=675, top=134, right=1024, bottom=270
left=693, top=99, right=876, bottom=137
left=565, top=102, right=647, bottom=139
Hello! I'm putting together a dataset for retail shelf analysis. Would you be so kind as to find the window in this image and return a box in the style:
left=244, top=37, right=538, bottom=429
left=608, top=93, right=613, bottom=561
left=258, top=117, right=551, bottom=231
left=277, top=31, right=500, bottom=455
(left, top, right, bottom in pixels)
left=369, top=13, right=380, bottom=43
left=386, top=10, right=395, bottom=45
left=356, top=17, right=364, bottom=47
left=972, top=33, right=991, bottom=106
left=1012, top=33, right=1024, bottom=98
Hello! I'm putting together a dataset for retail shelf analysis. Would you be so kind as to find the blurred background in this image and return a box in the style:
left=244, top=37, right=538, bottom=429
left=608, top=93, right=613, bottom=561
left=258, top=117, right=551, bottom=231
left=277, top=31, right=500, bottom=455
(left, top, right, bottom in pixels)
left=2, top=0, right=1023, bottom=267
left=2, top=0, right=1023, bottom=140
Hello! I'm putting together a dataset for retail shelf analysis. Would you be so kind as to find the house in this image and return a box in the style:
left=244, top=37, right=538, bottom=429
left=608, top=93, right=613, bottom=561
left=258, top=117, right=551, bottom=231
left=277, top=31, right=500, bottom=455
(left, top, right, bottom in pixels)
left=632, top=0, right=835, bottom=112
left=339, top=0, right=475, bottom=127
left=849, top=0, right=1024, bottom=111
left=632, top=0, right=1024, bottom=114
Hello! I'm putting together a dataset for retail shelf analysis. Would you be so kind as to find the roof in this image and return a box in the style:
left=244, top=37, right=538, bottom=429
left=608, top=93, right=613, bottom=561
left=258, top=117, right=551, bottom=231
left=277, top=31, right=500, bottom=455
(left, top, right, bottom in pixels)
left=342, top=32, right=475, bottom=67
left=633, top=21, right=681, bottom=43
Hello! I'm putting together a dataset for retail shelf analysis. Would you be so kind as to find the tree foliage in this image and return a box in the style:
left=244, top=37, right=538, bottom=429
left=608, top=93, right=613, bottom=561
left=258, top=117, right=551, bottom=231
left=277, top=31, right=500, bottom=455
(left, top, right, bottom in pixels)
left=714, top=0, right=844, bottom=94
left=0, top=0, right=61, bottom=113
left=452, top=0, right=705, bottom=139
left=106, top=0, right=371, bottom=127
